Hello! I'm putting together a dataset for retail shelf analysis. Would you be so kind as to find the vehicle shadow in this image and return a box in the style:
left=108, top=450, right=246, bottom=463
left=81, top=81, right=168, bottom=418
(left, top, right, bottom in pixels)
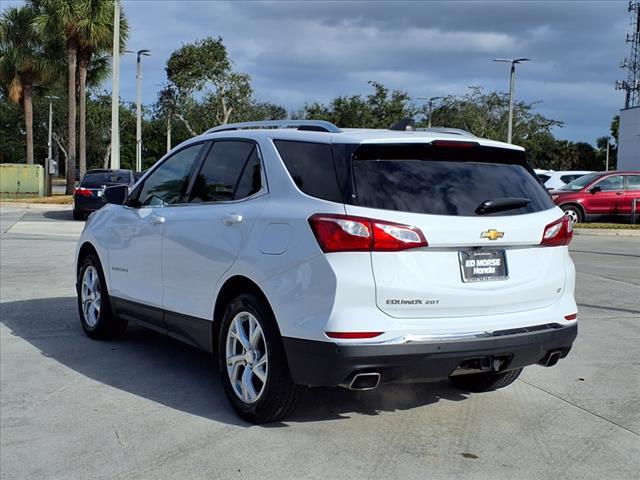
left=41, top=209, right=74, bottom=221
left=0, top=296, right=468, bottom=426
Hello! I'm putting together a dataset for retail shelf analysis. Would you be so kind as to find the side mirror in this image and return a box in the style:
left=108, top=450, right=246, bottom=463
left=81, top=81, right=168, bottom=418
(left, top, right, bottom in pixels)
left=589, top=186, right=601, bottom=194
left=103, top=184, right=128, bottom=205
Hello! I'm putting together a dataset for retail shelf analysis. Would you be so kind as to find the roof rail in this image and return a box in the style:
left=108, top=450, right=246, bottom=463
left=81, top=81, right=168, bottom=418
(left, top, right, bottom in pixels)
left=205, top=120, right=342, bottom=134
left=414, top=127, right=477, bottom=137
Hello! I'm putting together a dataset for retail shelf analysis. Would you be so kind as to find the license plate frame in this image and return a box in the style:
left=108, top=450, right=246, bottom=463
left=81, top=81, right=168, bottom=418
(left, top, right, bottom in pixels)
left=459, top=249, right=509, bottom=283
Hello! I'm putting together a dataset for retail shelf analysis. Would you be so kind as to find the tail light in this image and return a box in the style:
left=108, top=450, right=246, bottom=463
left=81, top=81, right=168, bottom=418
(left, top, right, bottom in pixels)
left=74, top=187, right=93, bottom=197
left=308, top=214, right=428, bottom=253
left=564, top=313, right=577, bottom=321
left=541, top=215, right=573, bottom=246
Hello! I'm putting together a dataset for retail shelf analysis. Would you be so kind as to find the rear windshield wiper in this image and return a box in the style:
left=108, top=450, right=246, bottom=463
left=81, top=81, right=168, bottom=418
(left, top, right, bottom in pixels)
left=475, top=197, right=531, bottom=215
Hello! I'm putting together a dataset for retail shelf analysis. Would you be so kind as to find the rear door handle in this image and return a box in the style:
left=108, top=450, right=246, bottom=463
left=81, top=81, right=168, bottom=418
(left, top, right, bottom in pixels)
left=150, top=215, right=166, bottom=225
left=223, top=214, right=243, bottom=225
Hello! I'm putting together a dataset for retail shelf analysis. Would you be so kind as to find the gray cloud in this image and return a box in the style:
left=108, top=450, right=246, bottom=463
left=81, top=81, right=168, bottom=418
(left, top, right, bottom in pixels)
left=4, top=0, right=628, bottom=142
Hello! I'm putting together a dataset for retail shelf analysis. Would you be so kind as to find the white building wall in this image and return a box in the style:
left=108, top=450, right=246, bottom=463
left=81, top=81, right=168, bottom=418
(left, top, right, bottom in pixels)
left=617, top=107, right=640, bottom=170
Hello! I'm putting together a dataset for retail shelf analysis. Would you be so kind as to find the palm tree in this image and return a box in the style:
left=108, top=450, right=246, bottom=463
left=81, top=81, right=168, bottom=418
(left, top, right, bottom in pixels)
left=33, top=0, right=81, bottom=193
left=77, top=0, right=127, bottom=178
left=0, top=5, right=55, bottom=164
left=34, top=0, right=128, bottom=191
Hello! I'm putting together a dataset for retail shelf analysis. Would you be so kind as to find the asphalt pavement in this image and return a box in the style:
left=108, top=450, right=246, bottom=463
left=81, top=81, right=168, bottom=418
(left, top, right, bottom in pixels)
left=1, top=203, right=638, bottom=480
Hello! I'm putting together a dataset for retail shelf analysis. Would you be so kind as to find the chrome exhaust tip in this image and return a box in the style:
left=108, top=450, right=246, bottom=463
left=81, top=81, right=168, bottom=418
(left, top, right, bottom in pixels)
left=539, top=350, right=562, bottom=367
left=342, top=372, right=381, bottom=391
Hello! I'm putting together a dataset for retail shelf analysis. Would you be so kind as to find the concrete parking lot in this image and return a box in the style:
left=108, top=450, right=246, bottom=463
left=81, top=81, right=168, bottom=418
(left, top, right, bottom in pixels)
left=1, top=203, right=639, bottom=480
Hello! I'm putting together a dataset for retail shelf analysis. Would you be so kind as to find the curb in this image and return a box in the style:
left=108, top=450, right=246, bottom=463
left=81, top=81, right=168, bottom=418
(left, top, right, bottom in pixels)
left=0, top=202, right=72, bottom=209
left=574, top=228, right=640, bottom=237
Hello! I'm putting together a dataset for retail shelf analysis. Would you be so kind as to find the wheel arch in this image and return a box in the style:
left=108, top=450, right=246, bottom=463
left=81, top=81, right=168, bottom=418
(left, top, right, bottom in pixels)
left=559, top=202, right=585, bottom=218
left=212, top=275, right=280, bottom=356
left=76, top=241, right=111, bottom=290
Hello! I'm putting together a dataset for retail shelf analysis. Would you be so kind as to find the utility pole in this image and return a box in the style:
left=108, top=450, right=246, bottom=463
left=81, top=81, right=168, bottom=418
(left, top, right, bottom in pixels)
left=494, top=58, right=530, bottom=143
left=606, top=136, right=611, bottom=171
left=135, top=50, right=151, bottom=172
left=45, top=95, right=59, bottom=196
left=417, top=96, right=443, bottom=128
left=110, top=0, right=121, bottom=169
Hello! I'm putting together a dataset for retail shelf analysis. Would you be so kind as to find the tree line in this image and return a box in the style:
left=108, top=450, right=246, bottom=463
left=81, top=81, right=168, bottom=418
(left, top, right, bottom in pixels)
left=1, top=3, right=618, bottom=195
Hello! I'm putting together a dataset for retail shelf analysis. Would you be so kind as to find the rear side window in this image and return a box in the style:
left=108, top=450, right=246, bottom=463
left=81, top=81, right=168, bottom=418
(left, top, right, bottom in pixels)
left=274, top=140, right=343, bottom=203
left=352, top=144, right=554, bottom=216
left=560, top=174, right=581, bottom=184
left=537, top=174, right=550, bottom=183
left=189, top=141, right=261, bottom=202
left=627, top=175, right=640, bottom=190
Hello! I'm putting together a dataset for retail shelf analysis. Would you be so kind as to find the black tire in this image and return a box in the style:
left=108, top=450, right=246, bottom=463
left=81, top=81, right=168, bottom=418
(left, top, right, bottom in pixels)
left=77, top=253, right=127, bottom=339
left=561, top=204, right=583, bottom=225
left=449, top=368, right=523, bottom=392
left=218, top=293, right=303, bottom=423
left=73, top=209, right=84, bottom=221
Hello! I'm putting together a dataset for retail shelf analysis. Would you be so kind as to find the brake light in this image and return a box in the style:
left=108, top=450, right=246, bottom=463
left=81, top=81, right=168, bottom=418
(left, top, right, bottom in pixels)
left=308, top=214, right=428, bottom=253
left=541, top=215, right=573, bottom=246
left=564, top=313, right=577, bottom=321
left=325, top=332, right=383, bottom=339
left=431, top=140, right=479, bottom=148
left=74, top=187, right=93, bottom=197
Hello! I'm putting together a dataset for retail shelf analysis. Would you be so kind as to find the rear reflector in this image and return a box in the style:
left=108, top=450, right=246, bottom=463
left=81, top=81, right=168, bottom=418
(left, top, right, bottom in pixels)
left=541, top=215, right=573, bottom=246
left=564, top=313, right=577, bottom=321
left=309, top=214, right=428, bottom=253
left=325, top=332, right=383, bottom=339
left=74, top=187, right=93, bottom=197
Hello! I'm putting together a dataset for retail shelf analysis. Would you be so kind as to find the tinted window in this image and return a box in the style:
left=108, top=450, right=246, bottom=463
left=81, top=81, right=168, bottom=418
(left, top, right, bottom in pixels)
left=235, top=149, right=262, bottom=199
left=189, top=141, right=259, bottom=202
left=274, top=140, right=343, bottom=202
left=626, top=175, right=640, bottom=190
left=137, top=144, right=202, bottom=206
left=559, top=173, right=601, bottom=191
left=352, top=146, right=554, bottom=216
left=594, top=175, right=624, bottom=191
left=538, top=174, right=551, bottom=183
left=560, top=174, right=582, bottom=184
left=82, top=170, right=130, bottom=187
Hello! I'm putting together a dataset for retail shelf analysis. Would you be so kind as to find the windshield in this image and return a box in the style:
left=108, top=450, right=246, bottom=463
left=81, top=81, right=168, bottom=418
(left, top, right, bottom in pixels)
left=559, top=173, right=600, bottom=191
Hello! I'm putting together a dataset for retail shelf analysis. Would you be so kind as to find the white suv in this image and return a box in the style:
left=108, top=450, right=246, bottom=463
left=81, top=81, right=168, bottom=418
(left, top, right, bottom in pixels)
left=75, top=120, right=578, bottom=423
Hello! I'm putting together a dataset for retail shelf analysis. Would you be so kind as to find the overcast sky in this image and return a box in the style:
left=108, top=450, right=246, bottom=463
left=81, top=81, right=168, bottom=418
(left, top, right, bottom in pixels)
left=6, top=0, right=631, bottom=143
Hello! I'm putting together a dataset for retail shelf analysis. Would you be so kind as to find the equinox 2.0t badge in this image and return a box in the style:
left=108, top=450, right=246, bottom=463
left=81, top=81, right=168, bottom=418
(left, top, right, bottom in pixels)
left=480, top=229, right=504, bottom=241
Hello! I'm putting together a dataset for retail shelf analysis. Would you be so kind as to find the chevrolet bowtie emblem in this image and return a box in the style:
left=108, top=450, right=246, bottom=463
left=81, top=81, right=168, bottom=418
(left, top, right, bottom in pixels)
left=480, top=229, right=504, bottom=241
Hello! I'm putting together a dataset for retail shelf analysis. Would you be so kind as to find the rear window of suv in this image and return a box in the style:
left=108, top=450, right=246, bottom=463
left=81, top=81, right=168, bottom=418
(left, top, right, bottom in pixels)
left=352, top=144, right=554, bottom=216
left=81, top=171, right=130, bottom=187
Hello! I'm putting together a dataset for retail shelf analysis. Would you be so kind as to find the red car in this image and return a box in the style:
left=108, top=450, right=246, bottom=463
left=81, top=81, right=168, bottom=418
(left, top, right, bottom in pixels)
left=551, top=171, right=640, bottom=224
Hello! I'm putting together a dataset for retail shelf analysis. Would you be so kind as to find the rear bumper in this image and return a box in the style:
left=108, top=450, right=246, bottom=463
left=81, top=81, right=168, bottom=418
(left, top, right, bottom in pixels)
left=283, top=323, right=577, bottom=387
left=74, top=197, right=104, bottom=213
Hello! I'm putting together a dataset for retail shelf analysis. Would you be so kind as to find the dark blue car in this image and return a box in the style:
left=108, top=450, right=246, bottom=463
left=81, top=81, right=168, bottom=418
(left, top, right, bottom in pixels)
left=73, top=169, right=135, bottom=220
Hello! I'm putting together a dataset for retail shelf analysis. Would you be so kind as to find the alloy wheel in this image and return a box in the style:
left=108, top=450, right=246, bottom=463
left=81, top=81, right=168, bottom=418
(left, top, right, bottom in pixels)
left=81, top=266, right=101, bottom=327
left=225, top=311, right=268, bottom=404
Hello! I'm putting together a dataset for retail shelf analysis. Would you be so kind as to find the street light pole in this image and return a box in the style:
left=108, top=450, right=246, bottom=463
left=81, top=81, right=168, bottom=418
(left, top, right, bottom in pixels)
left=494, top=58, right=530, bottom=144
left=110, top=0, right=121, bottom=170
left=135, top=49, right=151, bottom=172
left=605, top=136, right=610, bottom=171
left=166, top=115, right=171, bottom=153
left=417, top=96, right=443, bottom=128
